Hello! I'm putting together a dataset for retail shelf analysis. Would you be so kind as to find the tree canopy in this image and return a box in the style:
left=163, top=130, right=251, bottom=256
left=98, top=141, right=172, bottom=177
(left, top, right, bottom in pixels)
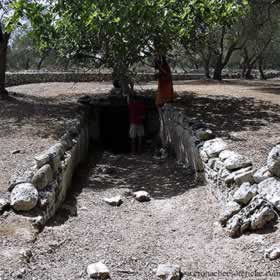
left=43, top=0, right=248, bottom=76
left=1, top=0, right=250, bottom=95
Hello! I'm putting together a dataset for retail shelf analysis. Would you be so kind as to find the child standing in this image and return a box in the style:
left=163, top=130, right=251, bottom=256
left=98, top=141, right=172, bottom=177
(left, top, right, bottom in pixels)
left=128, top=94, right=145, bottom=154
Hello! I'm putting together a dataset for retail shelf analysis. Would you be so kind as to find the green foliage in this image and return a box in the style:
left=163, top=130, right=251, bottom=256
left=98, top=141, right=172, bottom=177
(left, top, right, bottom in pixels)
left=36, top=0, right=248, bottom=77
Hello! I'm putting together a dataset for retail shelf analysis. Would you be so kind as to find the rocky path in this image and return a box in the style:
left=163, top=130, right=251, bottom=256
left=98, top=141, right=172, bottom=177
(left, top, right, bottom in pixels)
left=0, top=149, right=274, bottom=280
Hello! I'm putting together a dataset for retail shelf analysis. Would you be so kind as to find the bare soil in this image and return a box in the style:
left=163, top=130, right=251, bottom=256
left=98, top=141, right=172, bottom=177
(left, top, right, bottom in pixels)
left=3, top=150, right=280, bottom=280
left=1, top=79, right=280, bottom=279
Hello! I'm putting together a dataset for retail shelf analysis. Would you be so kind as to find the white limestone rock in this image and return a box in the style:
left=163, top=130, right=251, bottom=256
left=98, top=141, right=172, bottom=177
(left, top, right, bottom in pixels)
left=34, top=152, right=50, bottom=169
left=253, top=166, right=272, bottom=184
left=10, top=183, right=38, bottom=211
left=219, top=150, right=238, bottom=161
left=267, top=145, right=280, bottom=177
left=199, top=148, right=208, bottom=163
left=265, top=246, right=280, bottom=260
left=258, top=177, right=280, bottom=211
left=226, top=195, right=275, bottom=238
left=87, top=262, right=110, bottom=279
left=224, top=166, right=253, bottom=185
left=103, top=195, right=123, bottom=207
left=250, top=206, right=276, bottom=230
left=233, top=183, right=257, bottom=205
left=32, top=164, right=53, bottom=190
left=48, top=143, right=64, bottom=172
left=234, top=168, right=255, bottom=186
left=156, top=264, right=182, bottom=280
left=133, top=191, right=151, bottom=202
left=202, top=138, right=228, bottom=158
left=8, top=170, right=34, bottom=192
left=224, top=153, right=252, bottom=171
left=219, top=201, right=241, bottom=226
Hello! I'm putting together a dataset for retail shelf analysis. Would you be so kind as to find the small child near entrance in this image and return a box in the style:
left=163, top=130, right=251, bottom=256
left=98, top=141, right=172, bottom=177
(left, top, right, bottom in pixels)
left=128, top=93, right=145, bottom=154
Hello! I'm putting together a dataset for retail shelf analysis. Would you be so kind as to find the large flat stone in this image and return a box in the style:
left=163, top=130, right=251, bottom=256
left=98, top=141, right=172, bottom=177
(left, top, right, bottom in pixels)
left=202, top=138, right=228, bottom=158
left=224, top=153, right=252, bottom=171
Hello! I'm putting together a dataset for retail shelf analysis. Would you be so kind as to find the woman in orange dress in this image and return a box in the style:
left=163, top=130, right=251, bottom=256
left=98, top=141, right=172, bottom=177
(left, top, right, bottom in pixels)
left=155, top=55, right=174, bottom=148
left=155, top=56, right=174, bottom=107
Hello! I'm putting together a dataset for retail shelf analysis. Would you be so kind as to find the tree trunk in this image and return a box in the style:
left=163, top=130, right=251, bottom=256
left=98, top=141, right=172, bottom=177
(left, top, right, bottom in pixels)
left=204, top=64, right=211, bottom=79
left=245, top=67, right=254, bottom=79
left=37, top=56, right=45, bottom=70
left=258, top=57, right=266, bottom=80
left=213, top=57, right=223, bottom=80
left=0, top=34, right=9, bottom=96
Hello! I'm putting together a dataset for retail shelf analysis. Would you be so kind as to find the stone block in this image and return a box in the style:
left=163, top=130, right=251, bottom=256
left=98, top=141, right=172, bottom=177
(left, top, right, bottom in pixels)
left=32, top=164, right=53, bottom=190
left=10, top=183, right=38, bottom=211
left=202, top=138, right=227, bottom=158
left=267, top=145, right=280, bottom=177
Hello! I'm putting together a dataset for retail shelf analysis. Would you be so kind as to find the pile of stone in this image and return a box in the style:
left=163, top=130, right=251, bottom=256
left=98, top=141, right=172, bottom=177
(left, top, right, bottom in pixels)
left=4, top=115, right=89, bottom=226
left=216, top=145, right=280, bottom=237
left=158, top=104, right=280, bottom=237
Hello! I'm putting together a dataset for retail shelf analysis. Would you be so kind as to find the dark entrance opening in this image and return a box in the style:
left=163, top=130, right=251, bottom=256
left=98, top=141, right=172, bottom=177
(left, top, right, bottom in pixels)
left=90, top=96, right=160, bottom=154
left=100, top=105, right=130, bottom=153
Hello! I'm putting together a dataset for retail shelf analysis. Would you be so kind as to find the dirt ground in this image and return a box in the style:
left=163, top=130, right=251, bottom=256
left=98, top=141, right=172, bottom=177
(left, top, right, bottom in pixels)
left=1, top=79, right=280, bottom=279
left=2, top=149, right=280, bottom=280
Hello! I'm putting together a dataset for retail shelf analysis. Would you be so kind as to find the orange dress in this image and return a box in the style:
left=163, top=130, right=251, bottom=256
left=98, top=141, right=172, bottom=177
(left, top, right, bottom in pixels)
left=156, top=63, right=174, bottom=106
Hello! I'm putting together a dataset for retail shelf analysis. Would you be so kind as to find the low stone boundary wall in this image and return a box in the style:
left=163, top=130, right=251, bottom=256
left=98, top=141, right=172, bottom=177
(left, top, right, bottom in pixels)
left=6, top=113, right=90, bottom=227
left=161, top=104, right=280, bottom=238
left=6, top=72, right=204, bottom=87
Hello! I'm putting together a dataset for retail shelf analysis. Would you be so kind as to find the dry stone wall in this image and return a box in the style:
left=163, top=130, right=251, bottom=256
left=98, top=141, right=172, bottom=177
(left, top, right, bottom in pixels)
left=7, top=113, right=90, bottom=227
left=161, top=104, right=280, bottom=238
left=5, top=72, right=203, bottom=87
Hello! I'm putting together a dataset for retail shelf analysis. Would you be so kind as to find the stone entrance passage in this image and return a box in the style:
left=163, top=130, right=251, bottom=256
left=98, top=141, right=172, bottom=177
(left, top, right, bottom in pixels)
left=99, top=105, right=130, bottom=153
left=86, top=95, right=160, bottom=154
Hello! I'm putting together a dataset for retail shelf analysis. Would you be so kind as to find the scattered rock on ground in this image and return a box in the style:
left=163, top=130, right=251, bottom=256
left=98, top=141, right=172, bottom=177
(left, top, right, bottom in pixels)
left=265, top=246, right=280, bottom=260
left=87, top=262, right=110, bottom=279
left=103, top=195, right=123, bottom=207
left=233, top=183, right=257, bottom=206
left=10, top=183, right=38, bottom=211
left=267, top=145, right=280, bottom=177
left=97, top=165, right=116, bottom=175
left=156, top=264, right=182, bottom=280
left=133, top=191, right=151, bottom=202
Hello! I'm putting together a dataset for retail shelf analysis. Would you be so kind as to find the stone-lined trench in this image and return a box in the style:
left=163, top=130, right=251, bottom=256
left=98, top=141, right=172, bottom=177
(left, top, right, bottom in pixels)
left=17, top=147, right=273, bottom=280
left=2, top=95, right=280, bottom=279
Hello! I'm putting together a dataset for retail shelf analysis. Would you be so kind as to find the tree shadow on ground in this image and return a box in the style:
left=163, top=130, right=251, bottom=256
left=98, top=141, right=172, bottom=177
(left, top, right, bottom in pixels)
left=47, top=146, right=104, bottom=227
left=174, top=92, right=280, bottom=138
left=48, top=147, right=201, bottom=226
left=0, top=92, right=81, bottom=139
